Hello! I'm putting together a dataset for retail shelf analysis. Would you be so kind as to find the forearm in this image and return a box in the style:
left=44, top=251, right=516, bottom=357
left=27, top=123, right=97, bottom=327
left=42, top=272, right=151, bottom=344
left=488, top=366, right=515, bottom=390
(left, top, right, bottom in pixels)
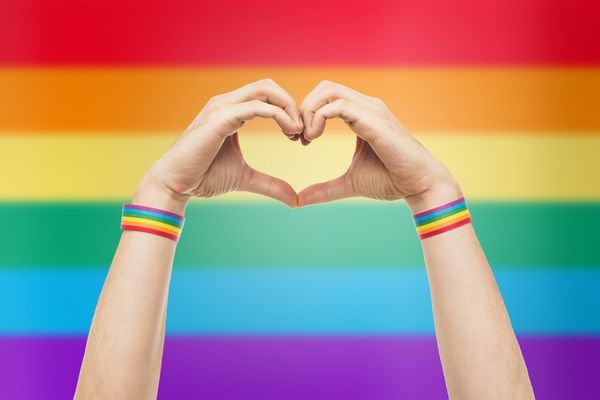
left=407, top=182, right=534, bottom=399
left=75, top=180, right=188, bottom=399
left=75, top=79, right=301, bottom=398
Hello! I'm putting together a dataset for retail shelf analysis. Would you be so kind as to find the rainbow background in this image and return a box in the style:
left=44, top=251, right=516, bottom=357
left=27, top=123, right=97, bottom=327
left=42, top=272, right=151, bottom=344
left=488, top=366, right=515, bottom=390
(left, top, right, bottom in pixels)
left=1, top=0, right=599, bottom=398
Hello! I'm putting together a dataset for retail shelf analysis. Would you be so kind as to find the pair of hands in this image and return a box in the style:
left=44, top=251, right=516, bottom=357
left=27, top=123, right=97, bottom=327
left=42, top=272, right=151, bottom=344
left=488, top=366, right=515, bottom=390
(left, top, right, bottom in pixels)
left=135, top=79, right=460, bottom=213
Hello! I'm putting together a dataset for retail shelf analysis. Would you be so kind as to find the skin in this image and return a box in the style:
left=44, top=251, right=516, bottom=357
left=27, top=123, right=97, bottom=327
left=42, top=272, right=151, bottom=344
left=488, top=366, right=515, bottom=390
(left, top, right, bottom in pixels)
left=75, top=79, right=534, bottom=399
left=298, top=81, right=535, bottom=399
left=75, top=79, right=303, bottom=399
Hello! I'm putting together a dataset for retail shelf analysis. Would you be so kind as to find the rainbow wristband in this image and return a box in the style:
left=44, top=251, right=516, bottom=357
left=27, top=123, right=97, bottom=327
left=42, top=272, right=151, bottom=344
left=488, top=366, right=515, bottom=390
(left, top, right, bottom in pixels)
left=413, top=198, right=472, bottom=240
left=121, top=204, right=185, bottom=241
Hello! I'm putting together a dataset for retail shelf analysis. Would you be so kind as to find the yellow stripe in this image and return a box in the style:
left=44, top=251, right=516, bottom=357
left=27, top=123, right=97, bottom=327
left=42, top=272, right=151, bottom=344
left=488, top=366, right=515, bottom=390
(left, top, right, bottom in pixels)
left=1, top=132, right=599, bottom=200
left=418, top=216, right=471, bottom=235
left=121, top=217, right=181, bottom=234
left=417, top=214, right=471, bottom=235
left=417, top=213, right=470, bottom=235
left=416, top=210, right=471, bottom=232
left=122, top=220, right=180, bottom=236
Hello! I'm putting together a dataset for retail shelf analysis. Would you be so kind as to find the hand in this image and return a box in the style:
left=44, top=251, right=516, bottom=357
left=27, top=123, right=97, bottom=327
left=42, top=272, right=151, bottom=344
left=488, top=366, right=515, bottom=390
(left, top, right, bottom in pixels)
left=134, top=79, right=303, bottom=212
left=298, top=81, right=461, bottom=212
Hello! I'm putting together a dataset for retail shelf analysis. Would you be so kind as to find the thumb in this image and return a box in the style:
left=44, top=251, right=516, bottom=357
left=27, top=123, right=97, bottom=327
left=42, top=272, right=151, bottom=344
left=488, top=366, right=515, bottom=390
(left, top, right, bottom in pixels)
left=239, top=166, right=298, bottom=207
left=297, top=175, right=355, bottom=207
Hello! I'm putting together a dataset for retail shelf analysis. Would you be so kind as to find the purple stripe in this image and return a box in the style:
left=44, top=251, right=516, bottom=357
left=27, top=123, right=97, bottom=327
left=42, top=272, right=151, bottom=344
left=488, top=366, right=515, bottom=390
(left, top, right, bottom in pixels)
left=413, top=198, right=465, bottom=218
left=0, top=336, right=598, bottom=399
left=124, top=204, right=185, bottom=221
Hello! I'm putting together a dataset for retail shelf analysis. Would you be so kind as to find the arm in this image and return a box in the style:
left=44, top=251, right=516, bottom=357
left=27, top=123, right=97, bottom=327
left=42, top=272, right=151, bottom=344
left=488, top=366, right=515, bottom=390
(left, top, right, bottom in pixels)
left=75, top=79, right=302, bottom=399
left=297, top=81, right=534, bottom=399
left=407, top=186, right=534, bottom=399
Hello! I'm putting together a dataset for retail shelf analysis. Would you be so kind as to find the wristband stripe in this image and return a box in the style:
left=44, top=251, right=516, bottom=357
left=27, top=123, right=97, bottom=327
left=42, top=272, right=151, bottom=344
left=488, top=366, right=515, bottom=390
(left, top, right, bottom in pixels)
left=416, top=210, right=471, bottom=234
left=120, top=225, right=180, bottom=241
left=414, top=203, right=468, bottom=225
left=123, top=204, right=185, bottom=223
left=121, top=204, right=185, bottom=241
left=414, top=198, right=472, bottom=239
left=121, top=217, right=181, bottom=234
left=122, top=210, right=183, bottom=226
left=418, top=218, right=472, bottom=240
left=121, top=212, right=182, bottom=228
left=414, top=198, right=466, bottom=220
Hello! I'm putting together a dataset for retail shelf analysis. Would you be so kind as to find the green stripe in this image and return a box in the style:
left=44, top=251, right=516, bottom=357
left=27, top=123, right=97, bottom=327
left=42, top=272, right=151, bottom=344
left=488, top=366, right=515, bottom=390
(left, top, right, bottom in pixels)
left=122, top=210, right=182, bottom=227
left=2, top=201, right=599, bottom=268
left=415, top=204, right=468, bottom=226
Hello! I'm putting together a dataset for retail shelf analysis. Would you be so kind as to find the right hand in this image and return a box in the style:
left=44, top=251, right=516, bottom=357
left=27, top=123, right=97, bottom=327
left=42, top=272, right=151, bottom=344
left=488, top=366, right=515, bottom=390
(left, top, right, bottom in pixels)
left=134, top=79, right=303, bottom=212
left=298, top=81, right=461, bottom=213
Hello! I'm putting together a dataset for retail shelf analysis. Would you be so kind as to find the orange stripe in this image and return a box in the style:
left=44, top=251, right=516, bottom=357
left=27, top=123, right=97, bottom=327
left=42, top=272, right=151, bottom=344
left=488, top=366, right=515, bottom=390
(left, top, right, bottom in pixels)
left=417, top=214, right=472, bottom=235
left=1, top=68, right=598, bottom=133
left=121, top=220, right=181, bottom=235
left=121, top=217, right=180, bottom=234
left=416, top=210, right=470, bottom=232
left=419, top=218, right=472, bottom=239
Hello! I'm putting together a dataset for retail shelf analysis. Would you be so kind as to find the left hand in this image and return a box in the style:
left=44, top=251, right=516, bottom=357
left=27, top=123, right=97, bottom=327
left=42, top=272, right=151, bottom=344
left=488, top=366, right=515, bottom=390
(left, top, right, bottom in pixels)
left=134, top=79, right=304, bottom=213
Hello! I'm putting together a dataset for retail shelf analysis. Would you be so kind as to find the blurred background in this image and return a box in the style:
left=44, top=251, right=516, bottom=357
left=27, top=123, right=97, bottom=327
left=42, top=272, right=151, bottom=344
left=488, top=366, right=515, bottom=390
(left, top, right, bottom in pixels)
left=0, top=0, right=599, bottom=398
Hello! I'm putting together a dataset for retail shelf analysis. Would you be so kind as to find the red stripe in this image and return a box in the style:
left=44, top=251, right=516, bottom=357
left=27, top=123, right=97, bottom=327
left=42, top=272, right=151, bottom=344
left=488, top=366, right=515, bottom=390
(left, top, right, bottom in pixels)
left=419, top=217, right=472, bottom=239
left=121, top=224, right=179, bottom=241
left=1, top=0, right=598, bottom=65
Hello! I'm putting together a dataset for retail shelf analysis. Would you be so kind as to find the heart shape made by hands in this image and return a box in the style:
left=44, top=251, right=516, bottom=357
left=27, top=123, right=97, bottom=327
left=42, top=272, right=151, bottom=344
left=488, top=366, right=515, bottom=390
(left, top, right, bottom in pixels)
left=160, top=79, right=440, bottom=210
left=236, top=118, right=354, bottom=201
left=226, top=80, right=429, bottom=208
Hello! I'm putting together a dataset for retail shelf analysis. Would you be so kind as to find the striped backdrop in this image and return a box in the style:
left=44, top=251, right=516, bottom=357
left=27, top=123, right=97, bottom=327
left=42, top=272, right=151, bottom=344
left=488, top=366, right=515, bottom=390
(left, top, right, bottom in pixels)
left=1, top=0, right=599, bottom=398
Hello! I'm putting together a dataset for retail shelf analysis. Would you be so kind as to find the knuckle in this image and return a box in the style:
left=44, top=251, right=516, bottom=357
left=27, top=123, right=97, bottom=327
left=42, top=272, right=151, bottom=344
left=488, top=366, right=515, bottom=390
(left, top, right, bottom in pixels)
left=320, top=86, right=338, bottom=100
left=371, top=96, right=387, bottom=107
left=207, top=94, right=222, bottom=103
left=213, top=105, right=236, bottom=123
left=250, top=100, right=269, bottom=113
left=205, top=94, right=223, bottom=108
left=313, top=108, right=324, bottom=121
left=340, top=103, right=359, bottom=122
left=219, top=102, right=236, bottom=113
left=318, top=79, right=333, bottom=87
left=254, top=79, right=280, bottom=100
left=257, top=78, right=276, bottom=89
left=336, top=98, right=350, bottom=108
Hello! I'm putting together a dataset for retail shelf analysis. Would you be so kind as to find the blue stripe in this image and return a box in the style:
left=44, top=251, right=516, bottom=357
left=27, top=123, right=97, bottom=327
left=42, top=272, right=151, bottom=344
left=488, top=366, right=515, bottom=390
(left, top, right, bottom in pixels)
left=0, top=267, right=598, bottom=334
left=414, top=201, right=466, bottom=224
left=123, top=207, right=183, bottom=225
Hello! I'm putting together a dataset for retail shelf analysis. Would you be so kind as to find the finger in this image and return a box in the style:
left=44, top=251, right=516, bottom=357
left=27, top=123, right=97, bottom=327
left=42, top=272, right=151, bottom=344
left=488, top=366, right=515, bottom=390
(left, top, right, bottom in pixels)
left=283, top=132, right=302, bottom=141
left=307, top=98, right=377, bottom=142
left=301, top=80, right=374, bottom=138
left=211, top=79, right=303, bottom=132
left=240, top=167, right=298, bottom=207
left=297, top=175, right=355, bottom=207
left=300, top=135, right=311, bottom=146
left=218, top=100, right=300, bottom=137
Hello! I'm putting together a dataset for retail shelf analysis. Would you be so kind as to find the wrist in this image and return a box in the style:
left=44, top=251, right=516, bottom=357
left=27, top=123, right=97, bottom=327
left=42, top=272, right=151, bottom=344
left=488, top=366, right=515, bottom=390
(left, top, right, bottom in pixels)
left=133, top=168, right=190, bottom=216
left=405, top=178, right=463, bottom=215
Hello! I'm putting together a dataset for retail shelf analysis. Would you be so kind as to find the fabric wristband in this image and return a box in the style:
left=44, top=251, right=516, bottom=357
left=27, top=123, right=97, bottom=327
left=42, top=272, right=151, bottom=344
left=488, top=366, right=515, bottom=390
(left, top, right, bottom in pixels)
left=413, top=198, right=472, bottom=239
left=121, top=204, right=185, bottom=241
